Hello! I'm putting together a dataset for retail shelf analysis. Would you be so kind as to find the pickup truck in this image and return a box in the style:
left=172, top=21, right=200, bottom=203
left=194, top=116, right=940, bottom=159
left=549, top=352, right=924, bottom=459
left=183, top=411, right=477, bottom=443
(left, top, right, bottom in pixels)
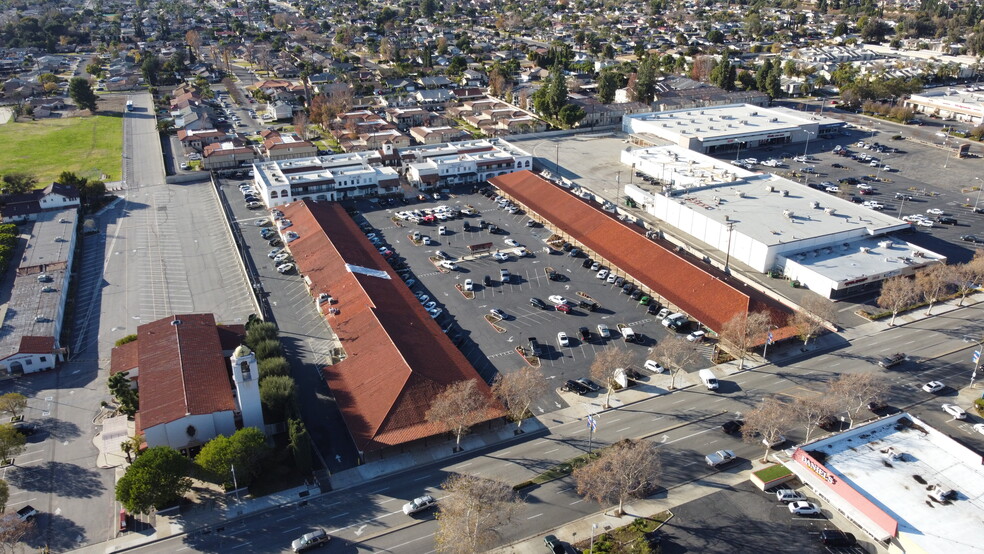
left=705, top=450, right=737, bottom=467
left=16, top=505, right=37, bottom=521
left=878, top=353, right=905, bottom=369
left=544, top=534, right=564, bottom=553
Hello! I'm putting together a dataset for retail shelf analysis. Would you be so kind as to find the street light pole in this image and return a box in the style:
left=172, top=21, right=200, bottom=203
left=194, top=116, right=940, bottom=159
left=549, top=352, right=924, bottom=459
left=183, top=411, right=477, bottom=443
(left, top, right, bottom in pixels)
left=590, top=523, right=598, bottom=553
left=802, top=131, right=814, bottom=158
left=555, top=143, right=560, bottom=176
left=724, top=221, right=735, bottom=273
left=974, top=177, right=983, bottom=212
left=897, top=196, right=907, bottom=219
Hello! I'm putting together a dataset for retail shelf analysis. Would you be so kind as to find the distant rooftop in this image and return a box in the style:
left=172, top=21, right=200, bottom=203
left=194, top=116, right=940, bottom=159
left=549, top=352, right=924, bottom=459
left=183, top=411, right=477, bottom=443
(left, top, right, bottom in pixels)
left=624, top=103, right=843, bottom=142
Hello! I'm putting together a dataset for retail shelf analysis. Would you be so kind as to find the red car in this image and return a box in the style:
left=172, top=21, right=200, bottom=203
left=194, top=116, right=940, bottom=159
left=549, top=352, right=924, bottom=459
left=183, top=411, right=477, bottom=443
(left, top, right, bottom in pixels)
left=555, top=304, right=570, bottom=313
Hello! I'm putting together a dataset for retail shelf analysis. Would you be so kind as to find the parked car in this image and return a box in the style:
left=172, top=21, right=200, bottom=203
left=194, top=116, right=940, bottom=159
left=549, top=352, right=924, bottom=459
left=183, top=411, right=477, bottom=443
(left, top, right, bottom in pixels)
left=277, top=263, right=295, bottom=274
left=561, top=379, right=588, bottom=395
left=555, top=303, right=571, bottom=313
left=576, top=378, right=600, bottom=392
left=721, top=420, right=743, bottom=434
left=819, top=530, right=856, bottom=547
left=596, top=269, right=609, bottom=280
left=544, top=534, right=564, bottom=554
left=644, top=360, right=665, bottom=373
left=922, top=381, right=945, bottom=393
left=788, top=501, right=821, bottom=516
left=597, top=324, right=611, bottom=338
left=463, top=279, right=473, bottom=291
left=490, top=308, right=507, bottom=319
left=578, top=326, right=591, bottom=341
left=557, top=332, right=570, bottom=347
left=686, top=330, right=706, bottom=342
left=291, top=529, right=331, bottom=552
left=548, top=295, right=569, bottom=306
left=775, top=489, right=806, bottom=503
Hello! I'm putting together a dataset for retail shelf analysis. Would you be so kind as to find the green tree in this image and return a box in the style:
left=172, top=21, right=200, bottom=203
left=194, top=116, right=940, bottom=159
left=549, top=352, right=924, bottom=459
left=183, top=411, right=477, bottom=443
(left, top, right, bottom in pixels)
left=194, top=428, right=268, bottom=488
left=259, top=375, right=297, bottom=421
left=68, top=77, right=97, bottom=112
left=0, top=393, right=27, bottom=420
left=141, top=53, right=161, bottom=85
left=547, top=67, right=568, bottom=117
left=245, top=322, right=278, bottom=349
left=252, top=339, right=282, bottom=360
left=258, top=356, right=290, bottom=379
left=0, top=425, right=25, bottom=463
left=108, top=372, right=139, bottom=416
left=0, top=478, right=8, bottom=511
left=116, top=446, right=192, bottom=514
left=557, top=103, right=586, bottom=127
left=288, top=419, right=313, bottom=475
left=597, top=70, right=619, bottom=104
left=833, top=22, right=849, bottom=37
left=634, top=55, right=658, bottom=103
left=0, top=172, right=38, bottom=194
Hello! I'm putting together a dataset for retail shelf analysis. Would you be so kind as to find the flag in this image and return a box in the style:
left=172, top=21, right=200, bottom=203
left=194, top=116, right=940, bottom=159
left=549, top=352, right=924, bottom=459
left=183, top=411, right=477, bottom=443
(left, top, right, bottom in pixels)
left=587, top=414, right=597, bottom=432
left=767, top=331, right=774, bottom=345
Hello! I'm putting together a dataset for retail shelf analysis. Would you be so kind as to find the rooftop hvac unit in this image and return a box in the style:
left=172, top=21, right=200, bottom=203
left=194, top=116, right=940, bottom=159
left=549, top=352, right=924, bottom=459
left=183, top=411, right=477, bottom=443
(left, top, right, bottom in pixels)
left=724, top=215, right=730, bottom=221
left=736, top=191, right=745, bottom=198
left=860, top=246, right=871, bottom=253
left=740, top=120, right=748, bottom=125
left=783, top=209, right=794, bottom=219
left=878, top=240, right=893, bottom=248
left=810, top=200, right=820, bottom=209
left=750, top=111, right=759, bottom=116
left=781, top=189, right=789, bottom=197
left=913, top=251, right=925, bottom=257
left=770, top=117, right=779, bottom=122
left=766, top=185, right=774, bottom=192
left=824, top=207, right=836, bottom=215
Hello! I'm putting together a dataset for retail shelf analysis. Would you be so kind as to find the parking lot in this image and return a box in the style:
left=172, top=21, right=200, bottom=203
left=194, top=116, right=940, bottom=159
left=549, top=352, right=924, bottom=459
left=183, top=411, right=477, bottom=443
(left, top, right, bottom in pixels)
left=354, top=189, right=714, bottom=411
left=715, top=124, right=984, bottom=264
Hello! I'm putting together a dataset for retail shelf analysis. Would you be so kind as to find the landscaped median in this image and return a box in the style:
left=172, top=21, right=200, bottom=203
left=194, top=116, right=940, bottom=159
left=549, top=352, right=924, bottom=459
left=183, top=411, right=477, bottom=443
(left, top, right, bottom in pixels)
left=514, top=346, right=541, bottom=368
left=572, top=513, right=671, bottom=553
left=454, top=283, right=475, bottom=300
left=513, top=451, right=601, bottom=491
left=485, top=314, right=506, bottom=333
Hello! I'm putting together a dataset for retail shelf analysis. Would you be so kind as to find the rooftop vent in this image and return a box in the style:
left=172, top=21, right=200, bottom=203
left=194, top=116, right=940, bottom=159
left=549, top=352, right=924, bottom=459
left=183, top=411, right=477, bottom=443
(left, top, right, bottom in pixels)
left=171, top=319, right=183, bottom=326
left=810, top=200, right=820, bottom=209
left=781, top=190, right=789, bottom=197
left=783, top=209, right=794, bottom=219
left=878, top=240, right=893, bottom=248
left=736, top=191, right=745, bottom=198
left=860, top=246, right=871, bottom=253
left=824, top=207, right=837, bottom=215
left=766, top=185, right=774, bottom=192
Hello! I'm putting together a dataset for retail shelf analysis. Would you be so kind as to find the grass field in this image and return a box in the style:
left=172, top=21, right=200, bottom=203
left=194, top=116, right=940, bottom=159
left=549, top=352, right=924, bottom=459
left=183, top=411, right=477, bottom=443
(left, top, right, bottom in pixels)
left=0, top=115, right=123, bottom=186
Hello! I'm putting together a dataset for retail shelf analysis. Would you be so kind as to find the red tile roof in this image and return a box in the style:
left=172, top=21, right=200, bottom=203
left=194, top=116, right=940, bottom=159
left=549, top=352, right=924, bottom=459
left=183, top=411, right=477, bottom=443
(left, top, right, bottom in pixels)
left=110, top=341, right=139, bottom=375
left=489, top=171, right=796, bottom=340
left=216, top=324, right=247, bottom=353
left=280, top=200, right=502, bottom=453
left=132, top=314, right=236, bottom=433
left=17, top=336, right=55, bottom=354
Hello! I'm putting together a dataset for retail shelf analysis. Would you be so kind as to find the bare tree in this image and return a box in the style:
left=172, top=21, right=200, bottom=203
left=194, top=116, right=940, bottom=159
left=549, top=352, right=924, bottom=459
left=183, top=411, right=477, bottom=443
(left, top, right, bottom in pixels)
left=652, top=337, right=703, bottom=389
left=590, top=346, right=634, bottom=408
left=828, top=373, right=889, bottom=428
left=877, top=276, right=919, bottom=326
left=426, top=380, right=492, bottom=452
left=793, top=395, right=836, bottom=442
left=741, top=397, right=791, bottom=462
left=718, top=311, right=772, bottom=370
left=491, top=367, right=547, bottom=433
left=917, top=263, right=952, bottom=315
left=185, top=30, right=202, bottom=60
left=792, top=295, right=836, bottom=346
left=0, top=394, right=27, bottom=421
left=293, top=111, right=310, bottom=140
left=953, top=251, right=984, bottom=306
left=434, top=474, right=521, bottom=554
left=0, top=513, right=33, bottom=553
left=573, top=439, right=661, bottom=516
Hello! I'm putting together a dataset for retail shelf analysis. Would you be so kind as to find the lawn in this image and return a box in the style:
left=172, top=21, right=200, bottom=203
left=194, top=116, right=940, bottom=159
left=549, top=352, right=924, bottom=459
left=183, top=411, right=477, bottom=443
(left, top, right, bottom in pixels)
left=0, top=115, right=123, bottom=185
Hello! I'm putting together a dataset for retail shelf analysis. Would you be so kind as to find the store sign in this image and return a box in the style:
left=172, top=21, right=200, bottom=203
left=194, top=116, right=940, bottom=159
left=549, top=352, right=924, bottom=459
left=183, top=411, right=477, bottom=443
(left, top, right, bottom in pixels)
left=802, top=454, right=836, bottom=484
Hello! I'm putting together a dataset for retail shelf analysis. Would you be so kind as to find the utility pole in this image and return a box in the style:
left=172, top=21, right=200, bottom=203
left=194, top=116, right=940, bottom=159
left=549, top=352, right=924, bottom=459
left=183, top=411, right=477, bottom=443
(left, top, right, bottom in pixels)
left=586, top=414, right=597, bottom=453
left=724, top=221, right=736, bottom=272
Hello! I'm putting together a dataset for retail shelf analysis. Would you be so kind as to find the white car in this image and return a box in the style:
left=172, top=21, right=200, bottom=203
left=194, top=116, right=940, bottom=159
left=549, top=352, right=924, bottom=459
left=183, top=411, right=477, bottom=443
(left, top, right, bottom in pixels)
left=596, top=269, right=609, bottom=280
left=276, top=263, right=295, bottom=274
left=926, top=208, right=944, bottom=215
left=644, top=360, right=665, bottom=373
left=425, top=301, right=438, bottom=311
left=862, top=201, right=884, bottom=210
left=438, top=226, right=447, bottom=235
left=973, top=423, right=984, bottom=436
left=942, top=404, right=967, bottom=420
left=504, top=239, right=520, bottom=247
left=788, top=501, right=821, bottom=516
left=915, top=219, right=934, bottom=228
left=548, top=295, right=568, bottom=305
left=557, top=332, right=570, bottom=347
left=490, top=308, right=506, bottom=319
left=402, top=495, right=437, bottom=515
left=492, top=252, right=509, bottom=261
left=762, top=434, right=786, bottom=448
left=268, top=248, right=283, bottom=258
left=922, top=381, right=945, bottom=393
left=273, top=252, right=292, bottom=264
left=606, top=272, right=617, bottom=283
left=686, top=330, right=706, bottom=342
left=422, top=236, right=432, bottom=245
left=429, top=308, right=442, bottom=319
left=463, top=279, right=473, bottom=291
left=441, top=261, right=458, bottom=270
left=597, top=324, right=611, bottom=338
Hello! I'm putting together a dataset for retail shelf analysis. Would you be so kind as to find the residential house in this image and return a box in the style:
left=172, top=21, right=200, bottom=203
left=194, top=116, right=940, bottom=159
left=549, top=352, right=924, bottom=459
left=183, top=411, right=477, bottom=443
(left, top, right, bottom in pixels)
left=202, top=142, right=258, bottom=170
left=261, top=130, right=318, bottom=160
left=0, top=183, right=80, bottom=223
left=267, top=101, right=294, bottom=121
left=410, top=125, right=468, bottom=145
left=177, top=129, right=230, bottom=153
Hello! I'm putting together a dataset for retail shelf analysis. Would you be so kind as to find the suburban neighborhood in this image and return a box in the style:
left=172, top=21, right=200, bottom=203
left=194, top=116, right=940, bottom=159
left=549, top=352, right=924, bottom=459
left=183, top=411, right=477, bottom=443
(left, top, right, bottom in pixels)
left=0, top=0, right=983, bottom=552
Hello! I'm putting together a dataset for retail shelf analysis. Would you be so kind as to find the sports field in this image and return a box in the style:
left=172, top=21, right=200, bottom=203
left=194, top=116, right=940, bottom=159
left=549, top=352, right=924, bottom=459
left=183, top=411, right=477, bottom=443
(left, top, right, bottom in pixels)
left=0, top=115, right=123, bottom=185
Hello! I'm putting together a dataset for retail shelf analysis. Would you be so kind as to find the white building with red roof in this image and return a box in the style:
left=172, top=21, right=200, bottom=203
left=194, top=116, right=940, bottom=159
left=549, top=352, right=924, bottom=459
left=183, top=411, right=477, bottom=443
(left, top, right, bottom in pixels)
left=110, top=314, right=264, bottom=454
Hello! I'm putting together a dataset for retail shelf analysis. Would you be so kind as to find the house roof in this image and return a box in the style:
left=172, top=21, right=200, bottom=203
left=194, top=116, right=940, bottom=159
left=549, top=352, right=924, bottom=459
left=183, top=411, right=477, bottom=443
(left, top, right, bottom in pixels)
left=488, top=171, right=796, bottom=338
left=279, top=200, right=502, bottom=453
left=110, top=340, right=139, bottom=375
left=133, top=314, right=236, bottom=432
left=17, top=336, right=55, bottom=354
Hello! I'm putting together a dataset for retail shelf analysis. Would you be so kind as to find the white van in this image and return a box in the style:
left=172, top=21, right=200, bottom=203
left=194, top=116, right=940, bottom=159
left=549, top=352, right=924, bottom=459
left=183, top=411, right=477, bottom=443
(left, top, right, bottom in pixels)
left=661, top=313, right=686, bottom=328
left=699, top=369, right=719, bottom=391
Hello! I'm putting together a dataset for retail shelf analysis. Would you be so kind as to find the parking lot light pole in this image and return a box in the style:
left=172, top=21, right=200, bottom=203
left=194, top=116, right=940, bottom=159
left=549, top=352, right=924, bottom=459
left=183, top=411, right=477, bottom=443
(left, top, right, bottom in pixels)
left=974, top=177, right=983, bottom=212
left=897, top=196, right=907, bottom=219
left=802, top=131, right=815, bottom=158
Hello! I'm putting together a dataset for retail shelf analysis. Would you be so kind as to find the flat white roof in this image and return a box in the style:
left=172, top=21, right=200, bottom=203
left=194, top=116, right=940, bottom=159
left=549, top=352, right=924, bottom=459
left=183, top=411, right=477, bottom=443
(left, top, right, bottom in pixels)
left=800, top=414, right=984, bottom=552
left=624, top=103, right=842, bottom=142
left=673, top=173, right=907, bottom=247
left=624, top=144, right=756, bottom=188
left=781, top=235, right=944, bottom=286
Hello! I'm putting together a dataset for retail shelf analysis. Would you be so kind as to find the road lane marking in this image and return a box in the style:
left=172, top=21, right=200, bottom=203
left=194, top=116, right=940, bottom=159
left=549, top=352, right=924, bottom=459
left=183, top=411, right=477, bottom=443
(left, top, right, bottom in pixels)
left=615, top=427, right=631, bottom=433
left=528, top=513, right=544, bottom=519
left=328, top=512, right=350, bottom=519
left=545, top=448, right=559, bottom=454
left=569, top=499, right=585, bottom=505
left=281, top=526, right=301, bottom=532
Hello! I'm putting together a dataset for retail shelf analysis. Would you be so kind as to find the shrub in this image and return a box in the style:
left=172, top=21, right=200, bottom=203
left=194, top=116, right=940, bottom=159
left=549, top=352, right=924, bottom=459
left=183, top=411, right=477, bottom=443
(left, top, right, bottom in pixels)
left=245, top=322, right=279, bottom=349
left=258, top=356, right=290, bottom=379
left=115, top=334, right=138, bottom=347
left=252, top=339, right=283, bottom=360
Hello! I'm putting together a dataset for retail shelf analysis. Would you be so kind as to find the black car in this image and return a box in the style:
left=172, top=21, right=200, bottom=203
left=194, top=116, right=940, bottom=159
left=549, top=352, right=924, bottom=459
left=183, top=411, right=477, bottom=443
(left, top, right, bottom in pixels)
left=568, top=248, right=581, bottom=257
left=581, top=258, right=593, bottom=269
left=483, top=275, right=493, bottom=286
left=631, top=289, right=644, bottom=301
left=578, top=300, right=598, bottom=312
left=561, top=242, right=573, bottom=252
left=647, top=303, right=660, bottom=315
left=895, top=192, right=913, bottom=201
left=818, top=415, right=839, bottom=431
left=623, top=367, right=643, bottom=380
left=838, top=177, right=859, bottom=185
left=548, top=272, right=567, bottom=282
left=530, top=297, right=547, bottom=309
left=562, top=379, right=589, bottom=395
left=819, top=530, right=857, bottom=547
left=14, top=421, right=38, bottom=437
left=614, top=276, right=625, bottom=287
left=622, top=282, right=635, bottom=295
left=937, top=216, right=957, bottom=225
left=722, top=420, right=744, bottom=435
left=268, top=238, right=283, bottom=247
left=960, top=234, right=983, bottom=243
left=578, top=327, right=591, bottom=340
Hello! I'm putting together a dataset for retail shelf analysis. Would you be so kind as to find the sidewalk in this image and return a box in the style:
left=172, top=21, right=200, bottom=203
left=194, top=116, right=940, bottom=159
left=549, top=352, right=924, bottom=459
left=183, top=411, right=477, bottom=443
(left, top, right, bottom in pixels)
left=78, top=292, right=984, bottom=552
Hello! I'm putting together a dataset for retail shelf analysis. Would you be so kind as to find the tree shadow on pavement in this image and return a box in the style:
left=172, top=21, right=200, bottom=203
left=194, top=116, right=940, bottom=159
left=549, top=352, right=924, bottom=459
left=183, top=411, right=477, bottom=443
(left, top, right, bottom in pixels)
left=39, top=418, right=82, bottom=441
left=7, top=461, right=105, bottom=498
left=24, top=512, right=87, bottom=552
